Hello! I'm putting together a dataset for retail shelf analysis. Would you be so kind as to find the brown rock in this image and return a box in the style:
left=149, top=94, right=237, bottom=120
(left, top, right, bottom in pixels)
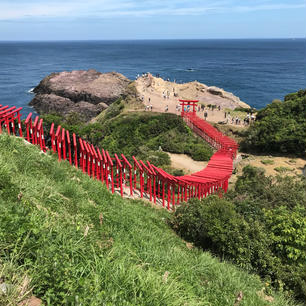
left=18, top=296, right=42, bottom=306
left=29, top=94, right=106, bottom=121
left=30, top=69, right=130, bottom=120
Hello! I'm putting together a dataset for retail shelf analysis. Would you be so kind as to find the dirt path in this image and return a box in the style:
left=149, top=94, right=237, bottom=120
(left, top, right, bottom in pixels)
left=167, top=153, right=208, bottom=174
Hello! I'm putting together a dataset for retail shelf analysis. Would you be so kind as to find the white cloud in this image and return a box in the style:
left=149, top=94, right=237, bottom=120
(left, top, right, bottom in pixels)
left=0, top=0, right=305, bottom=20
left=233, top=3, right=306, bottom=12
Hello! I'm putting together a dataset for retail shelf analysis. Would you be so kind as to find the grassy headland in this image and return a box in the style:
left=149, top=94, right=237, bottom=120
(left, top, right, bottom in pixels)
left=0, top=135, right=293, bottom=306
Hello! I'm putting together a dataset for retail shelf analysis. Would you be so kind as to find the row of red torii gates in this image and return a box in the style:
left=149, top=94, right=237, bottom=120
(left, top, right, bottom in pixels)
left=0, top=100, right=238, bottom=210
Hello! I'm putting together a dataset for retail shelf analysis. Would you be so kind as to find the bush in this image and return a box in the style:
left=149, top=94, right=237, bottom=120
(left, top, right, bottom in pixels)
left=171, top=166, right=306, bottom=301
left=43, top=110, right=213, bottom=164
left=172, top=196, right=274, bottom=272
left=98, top=112, right=213, bottom=162
left=240, top=89, right=306, bottom=156
left=104, top=98, right=124, bottom=120
left=190, top=143, right=213, bottom=161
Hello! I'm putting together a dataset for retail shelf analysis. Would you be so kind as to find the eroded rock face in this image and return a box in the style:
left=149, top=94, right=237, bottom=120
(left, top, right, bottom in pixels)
left=29, top=70, right=131, bottom=120
left=30, top=94, right=105, bottom=121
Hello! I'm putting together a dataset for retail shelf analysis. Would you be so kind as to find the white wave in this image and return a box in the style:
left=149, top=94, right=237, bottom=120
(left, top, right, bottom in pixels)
left=28, top=87, right=35, bottom=93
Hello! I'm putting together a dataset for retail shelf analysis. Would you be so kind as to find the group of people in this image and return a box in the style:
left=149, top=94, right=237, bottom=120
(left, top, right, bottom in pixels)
left=145, top=105, right=153, bottom=111
left=243, top=113, right=256, bottom=125
left=162, top=87, right=176, bottom=100
left=141, top=88, right=256, bottom=127
left=224, top=111, right=256, bottom=125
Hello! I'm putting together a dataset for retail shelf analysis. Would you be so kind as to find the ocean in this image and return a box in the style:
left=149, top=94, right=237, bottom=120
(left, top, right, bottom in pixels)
left=0, top=39, right=305, bottom=115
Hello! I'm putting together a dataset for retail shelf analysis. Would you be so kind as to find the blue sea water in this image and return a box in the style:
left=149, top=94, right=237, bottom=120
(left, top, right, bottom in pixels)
left=0, top=39, right=305, bottom=115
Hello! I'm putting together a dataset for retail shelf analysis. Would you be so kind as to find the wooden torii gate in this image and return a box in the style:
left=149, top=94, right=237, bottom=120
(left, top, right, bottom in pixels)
left=179, top=99, right=199, bottom=117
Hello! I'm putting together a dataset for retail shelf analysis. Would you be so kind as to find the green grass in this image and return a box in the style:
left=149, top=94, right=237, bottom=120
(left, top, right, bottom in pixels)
left=41, top=111, right=213, bottom=167
left=261, top=159, right=275, bottom=165
left=274, top=166, right=294, bottom=173
left=0, top=135, right=293, bottom=306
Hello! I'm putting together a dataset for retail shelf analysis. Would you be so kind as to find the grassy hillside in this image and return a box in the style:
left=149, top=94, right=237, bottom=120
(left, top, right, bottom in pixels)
left=41, top=106, right=213, bottom=169
left=0, top=135, right=293, bottom=306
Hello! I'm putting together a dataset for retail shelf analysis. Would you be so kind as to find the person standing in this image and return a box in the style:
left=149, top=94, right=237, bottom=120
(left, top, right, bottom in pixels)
left=204, top=111, right=208, bottom=120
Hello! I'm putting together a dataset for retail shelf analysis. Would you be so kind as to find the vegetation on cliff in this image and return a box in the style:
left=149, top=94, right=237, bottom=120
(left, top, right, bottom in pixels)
left=240, top=89, right=306, bottom=156
left=41, top=105, right=213, bottom=168
left=171, top=166, right=306, bottom=301
left=0, top=135, right=294, bottom=306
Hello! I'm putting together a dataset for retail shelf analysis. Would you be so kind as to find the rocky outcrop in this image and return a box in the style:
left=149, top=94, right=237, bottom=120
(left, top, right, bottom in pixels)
left=30, top=94, right=106, bottom=121
left=206, top=86, right=249, bottom=108
left=30, top=69, right=131, bottom=120
left=136, top=74, right=250, bottom=110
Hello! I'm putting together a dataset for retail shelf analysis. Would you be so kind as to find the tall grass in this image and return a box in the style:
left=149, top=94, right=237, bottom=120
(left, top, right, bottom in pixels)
left=0, top=135, right=293, bottom=305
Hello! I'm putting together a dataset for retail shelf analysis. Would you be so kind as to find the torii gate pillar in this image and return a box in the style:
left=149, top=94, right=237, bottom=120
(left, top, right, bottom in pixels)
left=179, top=100, right=199, bottom=117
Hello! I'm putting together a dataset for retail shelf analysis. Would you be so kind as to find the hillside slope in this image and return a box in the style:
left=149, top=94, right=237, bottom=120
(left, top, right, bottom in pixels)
left=0, top=135, right=292, bottom=306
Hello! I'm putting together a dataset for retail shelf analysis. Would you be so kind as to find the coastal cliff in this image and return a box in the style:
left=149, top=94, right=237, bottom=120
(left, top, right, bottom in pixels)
left=29, top=70, right=250, bottom=121
left=30, top=69, right=130, bottom=120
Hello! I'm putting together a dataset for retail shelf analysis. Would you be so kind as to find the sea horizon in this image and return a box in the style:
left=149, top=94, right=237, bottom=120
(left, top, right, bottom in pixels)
left=1, top=37, right=306, bottom=42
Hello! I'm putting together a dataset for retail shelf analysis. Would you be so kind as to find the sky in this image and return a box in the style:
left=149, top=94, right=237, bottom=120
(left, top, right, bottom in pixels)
left=0, top=0, right=305, bottom=40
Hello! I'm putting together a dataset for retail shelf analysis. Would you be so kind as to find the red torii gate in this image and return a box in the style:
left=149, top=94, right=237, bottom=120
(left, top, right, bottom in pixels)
left=179, top=100, right=199, bottom=117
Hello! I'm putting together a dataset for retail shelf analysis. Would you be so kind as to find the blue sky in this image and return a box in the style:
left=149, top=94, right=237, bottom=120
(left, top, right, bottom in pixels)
left=0, top=0, right=305, bottom=40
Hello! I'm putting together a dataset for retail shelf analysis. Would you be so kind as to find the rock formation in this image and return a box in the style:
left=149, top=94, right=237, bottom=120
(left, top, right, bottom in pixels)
left=29, top=69, right=249, bottom=122
left=136, top=74, right=250, bottom=110
left=30, top=69, right=130, bottom=120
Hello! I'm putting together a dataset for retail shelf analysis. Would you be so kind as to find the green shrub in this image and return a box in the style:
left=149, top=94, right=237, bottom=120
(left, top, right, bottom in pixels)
left=190, top=143, right=212, bottom=161
left=43, top=110, right=213, bottom=164
left=104, top=99, right=124, bottom=120
left=240, top=89, right=306, bottom=156
left=172, top=196, right=274, bottom=271
left=264, top=205, right=306, bottom=298
left=171, top=166, right=306, bottom=301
